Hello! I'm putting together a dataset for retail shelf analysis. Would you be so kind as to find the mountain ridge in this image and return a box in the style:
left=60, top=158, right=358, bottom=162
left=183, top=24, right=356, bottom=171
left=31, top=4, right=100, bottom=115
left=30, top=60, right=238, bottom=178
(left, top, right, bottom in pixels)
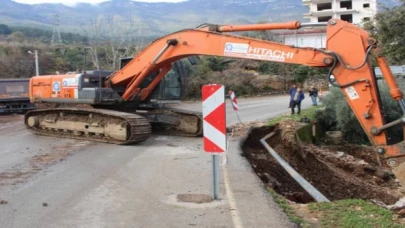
left=1, top=0, right=308, bottom=36
left=1, top=0, right=401, bottom=36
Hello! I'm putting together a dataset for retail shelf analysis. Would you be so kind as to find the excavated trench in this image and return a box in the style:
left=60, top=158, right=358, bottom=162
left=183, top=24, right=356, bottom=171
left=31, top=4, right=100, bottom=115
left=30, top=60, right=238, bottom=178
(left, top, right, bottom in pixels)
left=241, top=121, right=404, bottom=205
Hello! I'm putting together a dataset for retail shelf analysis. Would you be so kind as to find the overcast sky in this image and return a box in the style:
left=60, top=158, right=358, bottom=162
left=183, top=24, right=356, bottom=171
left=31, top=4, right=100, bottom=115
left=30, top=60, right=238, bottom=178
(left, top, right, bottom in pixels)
left=13, top=0, right=186, bottom=6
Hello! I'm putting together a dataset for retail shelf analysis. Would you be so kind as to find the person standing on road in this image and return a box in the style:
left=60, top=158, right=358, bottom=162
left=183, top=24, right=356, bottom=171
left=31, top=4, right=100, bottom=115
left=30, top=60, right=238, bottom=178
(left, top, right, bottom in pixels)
left=288, top=84, right=297, bottom=108
left=291, top=87, right=305, bottom=115
left=309, top=86, right=318, bottom=106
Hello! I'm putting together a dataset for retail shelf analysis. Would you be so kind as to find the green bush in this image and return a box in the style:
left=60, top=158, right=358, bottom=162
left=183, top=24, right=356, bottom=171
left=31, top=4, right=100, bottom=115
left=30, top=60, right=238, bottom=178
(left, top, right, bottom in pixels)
left=258, top=62, right=279, bottom=74
left=182, top=56, right=278, bottom=99
left=316, top=78, right=405, bottom=144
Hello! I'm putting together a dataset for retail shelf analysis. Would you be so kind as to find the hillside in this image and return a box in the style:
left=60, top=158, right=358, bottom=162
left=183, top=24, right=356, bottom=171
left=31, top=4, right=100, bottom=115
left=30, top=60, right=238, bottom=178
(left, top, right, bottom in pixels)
left=1, top=0, right=308, bottom=36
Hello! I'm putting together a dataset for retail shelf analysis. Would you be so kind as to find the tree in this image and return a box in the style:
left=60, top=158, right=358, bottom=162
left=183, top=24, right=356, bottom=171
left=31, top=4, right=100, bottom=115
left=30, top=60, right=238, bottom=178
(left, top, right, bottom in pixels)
left=83, top=15, right=146, bottom=71
left=316, top=78, right=405, bottom=144
left=0, top=24, right=11, bottom=35
left=365, top=0, right=405, bottom=64
left=7, top=31, right=25, bottom=43
left=0, top=46, right=35, bottom=78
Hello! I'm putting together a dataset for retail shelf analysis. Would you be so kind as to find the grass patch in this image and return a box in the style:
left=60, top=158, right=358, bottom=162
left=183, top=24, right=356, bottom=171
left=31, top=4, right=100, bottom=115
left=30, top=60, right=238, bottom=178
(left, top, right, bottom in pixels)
left=268, top=105, right=324, bottom=126
left=267, top=191, right=402, bottom=227
left=308, top=199, right=402, bottom=228
left=267, top=187, right=311, bottom=227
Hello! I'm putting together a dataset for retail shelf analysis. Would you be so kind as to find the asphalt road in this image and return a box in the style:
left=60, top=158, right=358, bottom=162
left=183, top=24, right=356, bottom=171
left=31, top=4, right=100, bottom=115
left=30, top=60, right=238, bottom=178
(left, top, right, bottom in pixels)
left=0, top=95, right=312, bottom=228
left=176, top=94, right=313, bottom=125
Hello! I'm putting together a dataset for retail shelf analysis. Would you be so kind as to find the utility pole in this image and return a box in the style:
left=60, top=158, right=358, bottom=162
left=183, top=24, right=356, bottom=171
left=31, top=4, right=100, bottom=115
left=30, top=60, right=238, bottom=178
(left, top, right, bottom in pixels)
left=28, top=50, right=39, bottom=76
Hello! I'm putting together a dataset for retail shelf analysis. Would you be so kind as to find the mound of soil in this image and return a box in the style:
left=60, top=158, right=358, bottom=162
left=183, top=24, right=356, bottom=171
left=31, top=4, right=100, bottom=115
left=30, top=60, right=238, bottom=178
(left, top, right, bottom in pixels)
left=227, top=121, right=267, bottom=137
left=242, top=120, right=403, bottom=205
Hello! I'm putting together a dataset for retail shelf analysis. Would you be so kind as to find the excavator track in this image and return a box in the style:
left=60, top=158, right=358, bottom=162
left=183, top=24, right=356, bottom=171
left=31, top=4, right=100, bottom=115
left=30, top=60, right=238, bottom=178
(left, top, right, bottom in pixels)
left=24, top=108, right=151, bottom=145
left=147, top=107, right=203, bottom=137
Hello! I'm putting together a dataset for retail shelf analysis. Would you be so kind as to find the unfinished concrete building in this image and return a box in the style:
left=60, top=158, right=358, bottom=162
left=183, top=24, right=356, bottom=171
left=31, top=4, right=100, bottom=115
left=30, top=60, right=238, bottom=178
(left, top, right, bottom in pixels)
left=279, top=0, right=377, bottom=48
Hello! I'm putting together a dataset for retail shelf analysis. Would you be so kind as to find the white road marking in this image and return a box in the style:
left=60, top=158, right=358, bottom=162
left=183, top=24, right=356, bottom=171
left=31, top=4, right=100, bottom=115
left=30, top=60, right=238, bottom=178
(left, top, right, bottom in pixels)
left=223, top=165, right=243, bottom=228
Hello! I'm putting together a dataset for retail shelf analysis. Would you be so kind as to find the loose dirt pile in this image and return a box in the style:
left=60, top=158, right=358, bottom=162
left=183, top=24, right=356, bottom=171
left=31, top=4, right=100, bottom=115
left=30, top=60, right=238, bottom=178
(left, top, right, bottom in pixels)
left=242, top=120, right=404, bottom=205
left=227, top=121, right=268, bottom=137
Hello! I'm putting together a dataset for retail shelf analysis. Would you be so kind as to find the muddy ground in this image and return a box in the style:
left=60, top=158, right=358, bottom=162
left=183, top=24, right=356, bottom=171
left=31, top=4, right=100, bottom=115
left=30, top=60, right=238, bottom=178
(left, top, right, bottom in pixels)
left=241, top=120, right=404, bottom=205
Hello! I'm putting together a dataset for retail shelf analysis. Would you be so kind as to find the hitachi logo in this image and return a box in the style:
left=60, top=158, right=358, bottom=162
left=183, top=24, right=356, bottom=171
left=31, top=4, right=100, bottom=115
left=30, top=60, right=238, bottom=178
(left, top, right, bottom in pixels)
left=248, top=47, right=294, bottom=59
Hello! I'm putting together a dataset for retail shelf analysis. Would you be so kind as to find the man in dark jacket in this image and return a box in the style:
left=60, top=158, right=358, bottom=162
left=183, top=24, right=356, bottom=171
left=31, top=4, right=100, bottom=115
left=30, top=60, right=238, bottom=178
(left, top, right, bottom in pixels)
left=309, top=86, right=318, bottom=106
left=288, top=84, right=296, bottom=108
left=291, top=87, right=305, bottom=115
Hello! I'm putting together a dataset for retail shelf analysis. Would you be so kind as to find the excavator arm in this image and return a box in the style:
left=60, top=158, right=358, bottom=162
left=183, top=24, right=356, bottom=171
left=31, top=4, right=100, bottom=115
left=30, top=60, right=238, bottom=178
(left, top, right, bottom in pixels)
left=107, top=19, right=405, bottom=185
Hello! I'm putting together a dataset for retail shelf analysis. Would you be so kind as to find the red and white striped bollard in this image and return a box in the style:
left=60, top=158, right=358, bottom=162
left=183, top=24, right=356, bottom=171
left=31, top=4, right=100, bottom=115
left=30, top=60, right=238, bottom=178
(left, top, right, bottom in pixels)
left=202, top=84, right=226, bottom=200
left=228, top=90, right=242, bottom=123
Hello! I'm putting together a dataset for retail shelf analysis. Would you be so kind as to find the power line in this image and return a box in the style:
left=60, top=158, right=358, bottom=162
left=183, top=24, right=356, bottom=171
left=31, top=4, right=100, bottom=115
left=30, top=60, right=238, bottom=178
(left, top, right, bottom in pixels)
left=51, top=14, right=63, bottom=46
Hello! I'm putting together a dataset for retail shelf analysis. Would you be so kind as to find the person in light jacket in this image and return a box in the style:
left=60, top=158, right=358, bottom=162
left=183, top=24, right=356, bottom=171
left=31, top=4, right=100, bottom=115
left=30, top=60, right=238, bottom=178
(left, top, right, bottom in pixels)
left=291, top=87, right=305, bottom=115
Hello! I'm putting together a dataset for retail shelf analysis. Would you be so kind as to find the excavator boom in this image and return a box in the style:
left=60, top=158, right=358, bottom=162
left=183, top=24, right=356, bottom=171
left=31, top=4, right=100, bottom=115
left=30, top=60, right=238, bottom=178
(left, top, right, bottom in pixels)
left=107, top=26, right=333, bottom=101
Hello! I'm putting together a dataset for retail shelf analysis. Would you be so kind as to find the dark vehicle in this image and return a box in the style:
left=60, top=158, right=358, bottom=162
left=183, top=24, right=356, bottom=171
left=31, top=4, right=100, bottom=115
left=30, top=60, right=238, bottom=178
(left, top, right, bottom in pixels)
left=0, top=78, right=36, bottom=114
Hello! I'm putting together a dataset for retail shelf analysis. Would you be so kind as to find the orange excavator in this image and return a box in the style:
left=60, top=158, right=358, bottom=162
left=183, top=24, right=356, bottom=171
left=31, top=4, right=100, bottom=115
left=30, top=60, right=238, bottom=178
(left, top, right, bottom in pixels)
left=25, top=19, right=405, bottom=186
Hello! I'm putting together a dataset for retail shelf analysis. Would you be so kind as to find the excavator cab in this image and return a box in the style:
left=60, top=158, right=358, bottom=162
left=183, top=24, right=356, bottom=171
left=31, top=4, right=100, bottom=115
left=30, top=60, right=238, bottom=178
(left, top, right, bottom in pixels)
left=119, top=57, right=187, bottom=107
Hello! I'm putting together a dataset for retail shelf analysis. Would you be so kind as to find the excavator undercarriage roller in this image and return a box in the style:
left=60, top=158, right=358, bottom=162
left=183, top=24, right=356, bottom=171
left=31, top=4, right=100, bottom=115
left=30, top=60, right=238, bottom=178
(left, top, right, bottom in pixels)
left=24, top=108, right=151, bottom=145
left=146, top=107, right=203, bottom=137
